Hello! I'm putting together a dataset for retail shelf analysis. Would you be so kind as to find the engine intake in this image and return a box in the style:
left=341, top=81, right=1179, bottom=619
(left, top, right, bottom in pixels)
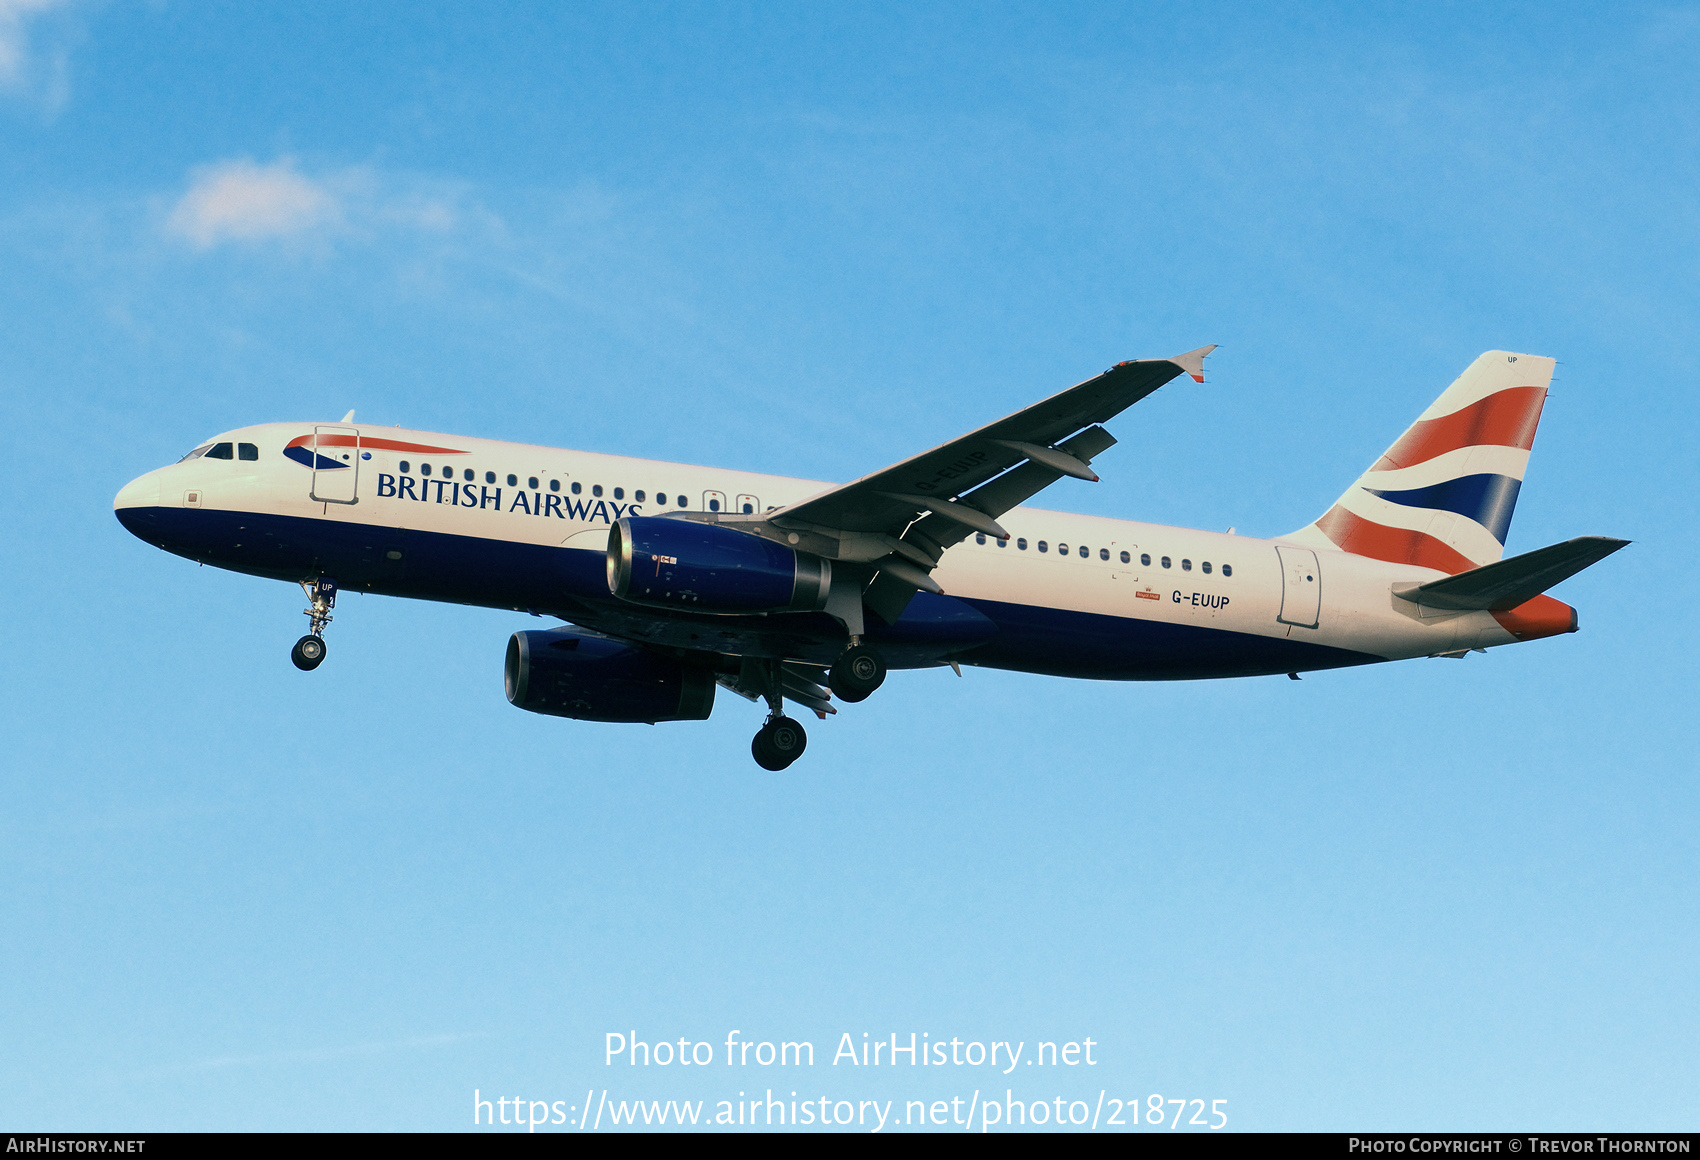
left=607, top=516, right=831, bottom=614
left=504, top=628, right=716, bottom=723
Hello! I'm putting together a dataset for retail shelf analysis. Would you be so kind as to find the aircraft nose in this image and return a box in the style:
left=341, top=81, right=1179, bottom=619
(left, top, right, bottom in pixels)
left=114, top=472, right=162, bottom=541
left=114, top=472, right=159, bottom=511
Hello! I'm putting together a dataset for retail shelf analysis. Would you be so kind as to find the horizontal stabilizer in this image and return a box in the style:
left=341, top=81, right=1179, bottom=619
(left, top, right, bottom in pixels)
left=1394, top=536, right=1629, bottom=611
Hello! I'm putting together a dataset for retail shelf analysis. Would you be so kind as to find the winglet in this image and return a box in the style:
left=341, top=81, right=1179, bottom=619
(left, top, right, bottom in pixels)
left=339, top=409, right=356, bottom=423
left=1169, top=344, right=1217, bottom=383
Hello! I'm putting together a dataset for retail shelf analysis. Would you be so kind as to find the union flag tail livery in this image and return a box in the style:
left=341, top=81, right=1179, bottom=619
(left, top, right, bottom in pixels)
left=113, top=346, right=1626, bottom=769
left=1291, top=351, right=1553, bottom=574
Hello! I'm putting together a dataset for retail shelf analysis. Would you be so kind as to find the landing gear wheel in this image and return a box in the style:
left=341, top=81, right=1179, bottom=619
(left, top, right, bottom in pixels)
left=291, top=634, right=327, bottom=671
left=829, top=644, right=886, bottom=703
left=751, top=715, right=807, bottom=771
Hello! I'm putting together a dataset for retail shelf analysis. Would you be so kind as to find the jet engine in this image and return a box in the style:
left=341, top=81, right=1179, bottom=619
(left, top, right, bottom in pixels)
left=504, top=628, right=716, bottom=723
left=606, top=516, right=831, bottom=614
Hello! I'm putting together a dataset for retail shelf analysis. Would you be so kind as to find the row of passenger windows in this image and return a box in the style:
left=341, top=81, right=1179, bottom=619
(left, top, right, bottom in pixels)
left=395, top=461, right=761, bottom=513
left=972, top=532, right=1232, bottom=576
left=180, top=441, right=259, bottom=462
left=177, top=448, right=1210, bottom=556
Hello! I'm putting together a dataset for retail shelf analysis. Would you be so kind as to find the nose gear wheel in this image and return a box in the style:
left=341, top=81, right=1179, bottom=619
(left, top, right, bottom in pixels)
left=291, top=634, right=327, bottom=671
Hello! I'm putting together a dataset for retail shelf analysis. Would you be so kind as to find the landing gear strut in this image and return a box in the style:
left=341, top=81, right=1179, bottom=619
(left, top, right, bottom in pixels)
left=828, top=641, right=886, bottom=703
left=292, top=577, right=337, bottom=672
left=748, top=657, right=807, bottom=770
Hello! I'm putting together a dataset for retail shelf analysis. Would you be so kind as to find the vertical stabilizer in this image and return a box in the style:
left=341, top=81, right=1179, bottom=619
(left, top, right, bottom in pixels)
left=1286, top=351, right=1555, bottom=574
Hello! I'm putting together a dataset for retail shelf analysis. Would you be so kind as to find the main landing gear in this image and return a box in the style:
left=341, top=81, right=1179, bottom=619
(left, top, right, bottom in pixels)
left=743, top=644, right=886, bottom=769
left=746, top=656, right=811, bottom=771
left=828, top=641, right=886, bottom=703
left=291, top=577, right=337, bottom=672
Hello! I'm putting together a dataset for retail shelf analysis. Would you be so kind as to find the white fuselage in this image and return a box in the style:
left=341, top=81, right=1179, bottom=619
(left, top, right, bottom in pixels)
left=115, top=421, right=1536, bottom=678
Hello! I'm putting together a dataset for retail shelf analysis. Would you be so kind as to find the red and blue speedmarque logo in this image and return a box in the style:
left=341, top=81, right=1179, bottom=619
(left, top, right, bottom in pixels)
left=283, top=433, right=468, bottom=470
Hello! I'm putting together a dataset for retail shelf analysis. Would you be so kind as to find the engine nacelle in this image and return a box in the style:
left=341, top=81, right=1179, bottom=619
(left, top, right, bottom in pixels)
left=607, top=516, right=831, bottom=614
left=504, top=628, right=716, bottom=723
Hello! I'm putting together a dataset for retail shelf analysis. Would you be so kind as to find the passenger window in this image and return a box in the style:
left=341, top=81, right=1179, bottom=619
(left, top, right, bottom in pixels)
left=1017, top=538, right=1028, bottom=550
left=1222, top=564, right=1233, bottom=577
left=709, top=497, right=720, bottom=512
left=1079, top=545, right=1089, bottom=558
left=1038, top=541, right=1048, bottom=553
left=1141, top=553, right=1151, bottom=566
left=400, top=460, right=411, bottom=473
left=1161, top=556, right=1171, bottom=569
left=422, top=463, right=432, bottom=476
left=678, top=496, right=689, bottom=508
left=238, top=443, right=259, bottom=461
left=656, top=492, right=666, bottom=505
left=464, top=469, right=474, bottom=482
left=614, top=487, right=624, bottom=500
left=571, top=481, right=581, bottom=494
left=1182, top=559, right=1192, bottom=571
left=1058, top=543, right=1067, bottom=555
left=741, top=501, right=753, bottom=514
left=550, top=479, right=561, bottom=492
left=593, top=484, right=603, bottom=497
left=737, top=493, right=759, bottom=515
left=975, top=533, right=986, bottom=545
left=1119, top=551, right=1130, bottom=564
left=205, top=442, right=233, bottom=460
left=997, top=537, right=1007, bottom=548
left=1099, top=548, right=1109, bottom=561
left=527, top=476, right=538, bottom=490
left=635, top=490, right=645, bottom=502
left=485, top=471, right=496, bottom=484
left=507, top=474, right=517, bottom=486
left=1202, top=561, right=1212, bottom=574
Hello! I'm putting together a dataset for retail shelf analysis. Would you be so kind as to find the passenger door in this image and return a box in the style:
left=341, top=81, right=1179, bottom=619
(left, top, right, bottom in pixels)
left=310, top=425, right=360, bottom=505
left=1275, top=545, right=1321, bottom=628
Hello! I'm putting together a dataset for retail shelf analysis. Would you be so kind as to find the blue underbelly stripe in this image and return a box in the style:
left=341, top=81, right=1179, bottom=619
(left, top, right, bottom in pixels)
left=116, top=506, right=1380, bottom=681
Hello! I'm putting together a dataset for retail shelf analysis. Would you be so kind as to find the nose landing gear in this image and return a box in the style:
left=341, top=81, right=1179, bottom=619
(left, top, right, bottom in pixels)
left=292, top=577, right=337, bottom=671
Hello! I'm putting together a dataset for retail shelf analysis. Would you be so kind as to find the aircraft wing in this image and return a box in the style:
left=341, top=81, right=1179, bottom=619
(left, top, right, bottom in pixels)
left=765, top=346, right=1215, bottom=623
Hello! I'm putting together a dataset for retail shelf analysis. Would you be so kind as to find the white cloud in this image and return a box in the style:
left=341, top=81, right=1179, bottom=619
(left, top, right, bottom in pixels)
left=167, top=158, right=341, bottom=249
left=0, top=0, right=67, bottom=90
left=163, top=157, right=494, bottom=253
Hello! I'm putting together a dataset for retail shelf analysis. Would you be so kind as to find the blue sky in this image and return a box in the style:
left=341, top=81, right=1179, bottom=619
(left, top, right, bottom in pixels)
left=1, top=1, right=1694, bottom=1132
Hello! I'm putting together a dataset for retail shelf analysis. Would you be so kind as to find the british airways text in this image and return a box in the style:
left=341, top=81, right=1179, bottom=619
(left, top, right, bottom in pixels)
left=375, top=474, right=643, bottom=523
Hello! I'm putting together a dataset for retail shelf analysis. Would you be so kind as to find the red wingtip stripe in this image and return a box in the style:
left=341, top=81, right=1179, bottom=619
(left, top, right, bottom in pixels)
left=1313, top=505, right=1479, bottom=574
left=1374, top=386, right=1547, bottom=471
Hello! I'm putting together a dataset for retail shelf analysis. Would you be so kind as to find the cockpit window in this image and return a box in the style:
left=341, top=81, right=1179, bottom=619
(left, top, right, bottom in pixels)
left=177, top=444, right=213, bottom=463
left=205, top=442, right=234, bottom=460
left=238, top=443, right=259, bottom=461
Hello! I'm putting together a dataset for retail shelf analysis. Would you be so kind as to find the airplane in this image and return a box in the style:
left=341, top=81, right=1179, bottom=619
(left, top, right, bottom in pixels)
left=114, top=347, right=1626, bottom=769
